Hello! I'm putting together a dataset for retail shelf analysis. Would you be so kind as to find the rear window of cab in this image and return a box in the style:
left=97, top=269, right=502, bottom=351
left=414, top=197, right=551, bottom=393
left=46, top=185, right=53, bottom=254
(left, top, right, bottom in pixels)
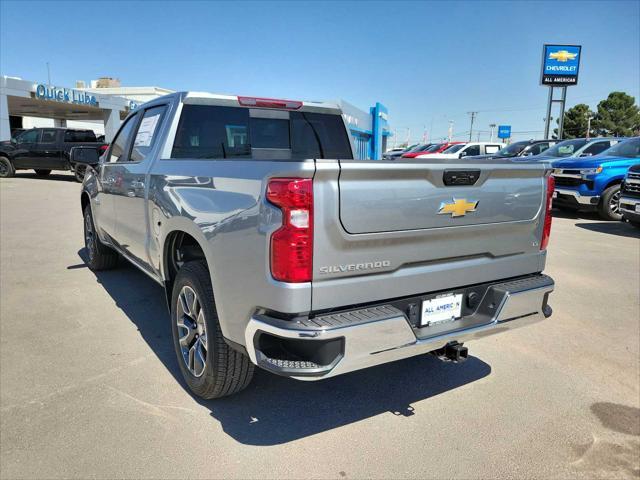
left=171, top=105, right=353, bottom=160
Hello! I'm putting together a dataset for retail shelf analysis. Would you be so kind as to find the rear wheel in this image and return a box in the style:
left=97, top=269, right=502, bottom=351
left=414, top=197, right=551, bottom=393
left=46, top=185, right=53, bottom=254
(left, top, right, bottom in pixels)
left=598, top=184, right=622, bottom=221
left=74, top=164, right=86, bottom=183
left=34, top=169, right=51, bottom=176
left=83, top=205, right=118, bottom=270
left=171, top=261, right=254, bottom=399
left=0, top=157, right=15, bottom=178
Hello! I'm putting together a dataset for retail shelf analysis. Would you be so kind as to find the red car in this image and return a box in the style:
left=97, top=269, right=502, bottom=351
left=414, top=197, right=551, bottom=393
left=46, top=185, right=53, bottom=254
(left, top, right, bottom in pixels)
left=402, top=141, right=464, bottom=158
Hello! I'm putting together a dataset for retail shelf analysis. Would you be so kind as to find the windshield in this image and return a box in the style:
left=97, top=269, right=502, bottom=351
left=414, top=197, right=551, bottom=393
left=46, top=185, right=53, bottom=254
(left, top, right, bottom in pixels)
left=542, top=139, right=588, bottom=157
left=425, top=143, right=445, bottom=152
left=601, top=137, right=640, bottom=158
left=443, top=144, right=465, bottom=154
left=495, top=142, right=528, bottom=157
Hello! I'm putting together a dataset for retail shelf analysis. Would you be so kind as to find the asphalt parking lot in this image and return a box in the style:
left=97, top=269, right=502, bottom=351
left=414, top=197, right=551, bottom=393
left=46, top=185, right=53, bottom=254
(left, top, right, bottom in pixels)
left=1, top=172, right=639, bottom=479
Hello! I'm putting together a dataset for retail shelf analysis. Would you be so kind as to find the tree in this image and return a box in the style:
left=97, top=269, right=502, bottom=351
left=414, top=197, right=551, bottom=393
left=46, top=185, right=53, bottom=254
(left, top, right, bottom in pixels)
left=593, top=92, right=640, bottom=137
left=554, top=103, right=594, bottom=139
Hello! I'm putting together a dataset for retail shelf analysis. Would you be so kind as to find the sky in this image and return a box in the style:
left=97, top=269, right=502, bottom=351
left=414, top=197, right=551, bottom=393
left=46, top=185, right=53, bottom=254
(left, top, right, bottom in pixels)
left=1, top=0, right=639, bottom=143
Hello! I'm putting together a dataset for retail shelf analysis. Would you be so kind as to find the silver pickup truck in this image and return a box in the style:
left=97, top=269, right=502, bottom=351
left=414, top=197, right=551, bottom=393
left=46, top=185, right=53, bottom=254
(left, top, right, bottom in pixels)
left=76, top=92, right=555, bottom=399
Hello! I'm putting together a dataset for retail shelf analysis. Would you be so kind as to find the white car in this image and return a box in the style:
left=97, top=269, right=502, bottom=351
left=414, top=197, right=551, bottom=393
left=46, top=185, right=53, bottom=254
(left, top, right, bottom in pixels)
left=416, top=142, right=505, bottom=160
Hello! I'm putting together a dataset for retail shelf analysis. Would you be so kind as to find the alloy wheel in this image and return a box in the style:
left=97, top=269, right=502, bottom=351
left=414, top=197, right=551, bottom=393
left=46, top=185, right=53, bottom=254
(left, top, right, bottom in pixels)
left=610, top=190, right=621, bottom=214
left=176, top=286, right=208, bottom=377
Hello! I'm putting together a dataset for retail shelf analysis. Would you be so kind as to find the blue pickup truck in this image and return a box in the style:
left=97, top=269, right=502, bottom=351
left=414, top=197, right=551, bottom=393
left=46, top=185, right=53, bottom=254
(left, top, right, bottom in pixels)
left=551, top=137, right=640, bottom=220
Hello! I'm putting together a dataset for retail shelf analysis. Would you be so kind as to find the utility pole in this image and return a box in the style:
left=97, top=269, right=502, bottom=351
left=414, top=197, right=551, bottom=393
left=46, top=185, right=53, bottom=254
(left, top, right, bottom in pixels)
left=447, top=120, right=454, bottom=142
left=467, top=112, right=477, bottom=141
left=489, top=124, right=496, bottom=142
left=405, top=128, right=411, bottom=148
left=46, top=62, right=51, bottom=85
left=586, top=114, right=593, bottom=139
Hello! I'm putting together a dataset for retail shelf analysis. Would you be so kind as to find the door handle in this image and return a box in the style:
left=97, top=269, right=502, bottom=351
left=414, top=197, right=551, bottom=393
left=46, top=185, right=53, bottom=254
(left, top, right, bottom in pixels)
left=131, top=180, right=145, bottom=189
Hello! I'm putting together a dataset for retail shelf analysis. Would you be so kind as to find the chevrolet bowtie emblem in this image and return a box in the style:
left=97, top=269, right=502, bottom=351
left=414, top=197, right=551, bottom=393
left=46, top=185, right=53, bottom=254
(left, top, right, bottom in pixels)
left=438, top=198, right=479, bottom=217
left=549, top=50, right=577, bottom=62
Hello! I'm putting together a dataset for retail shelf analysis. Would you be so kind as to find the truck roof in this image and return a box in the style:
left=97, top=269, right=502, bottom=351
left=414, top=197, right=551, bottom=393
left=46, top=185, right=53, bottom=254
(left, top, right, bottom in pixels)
left=147, top=91, right=343, bottom=115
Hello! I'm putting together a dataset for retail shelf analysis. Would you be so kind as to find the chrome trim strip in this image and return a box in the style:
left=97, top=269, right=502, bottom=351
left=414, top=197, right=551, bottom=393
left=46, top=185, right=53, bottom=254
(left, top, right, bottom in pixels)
left=554, top=188, right=598, bottom=205
left=619, top=196, right=640, bottom=213
left=244, top=282, right=554, bottom=381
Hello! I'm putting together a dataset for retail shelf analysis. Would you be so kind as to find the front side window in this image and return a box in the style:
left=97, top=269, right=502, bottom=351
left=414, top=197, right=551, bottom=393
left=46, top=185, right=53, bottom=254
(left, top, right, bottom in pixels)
left=582, top=141, right=611, bottom=156
left=463, top=145, right=480, bottom=156
left=109, top=114, right=139, bottom=163
left=41, top=129, right=57, bottom=143
left=602, top=137, right=640, bottom=158
left=544, top=139, right=588, bottom=157
left=497, top=142, right=527, bottom=157
left=17, top=130, right=40, bottom=144
left=64, top=130, right=96, bottom=142
left=130, top=105, right=167, bottom=162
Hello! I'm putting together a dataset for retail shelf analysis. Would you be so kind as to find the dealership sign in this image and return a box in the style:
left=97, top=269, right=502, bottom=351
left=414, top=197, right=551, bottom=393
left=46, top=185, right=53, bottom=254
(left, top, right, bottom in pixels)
left=541, top=45, right=581, bottom=86
left=497, top=125, right=511, bottom=139
left=35, top=84, right=98, bottom=106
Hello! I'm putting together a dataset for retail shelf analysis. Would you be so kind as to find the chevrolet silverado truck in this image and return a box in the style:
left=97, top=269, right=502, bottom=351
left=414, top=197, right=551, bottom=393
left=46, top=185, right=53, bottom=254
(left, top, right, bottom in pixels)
left=0, top=127, right=107, bottom=181
left=552, top=137, right=640, bottom=220
left=76, top=92, right=555, bottom=399
left=619, top=163, right=640, bottom=227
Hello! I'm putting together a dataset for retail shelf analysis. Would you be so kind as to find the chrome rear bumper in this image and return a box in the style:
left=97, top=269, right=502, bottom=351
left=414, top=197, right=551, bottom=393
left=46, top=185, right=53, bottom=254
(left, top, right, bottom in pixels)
left=245, top=275, right=554, bottom=380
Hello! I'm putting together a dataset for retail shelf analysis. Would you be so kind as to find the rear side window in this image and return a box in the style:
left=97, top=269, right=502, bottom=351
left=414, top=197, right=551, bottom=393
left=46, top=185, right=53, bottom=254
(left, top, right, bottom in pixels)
left=171, top=105, right=353, bottom=160
left=583, top=141, right=611, bottom=156
left=64, top=130, right=96, bottom=142
left=172, top=105, right=250, bottom=159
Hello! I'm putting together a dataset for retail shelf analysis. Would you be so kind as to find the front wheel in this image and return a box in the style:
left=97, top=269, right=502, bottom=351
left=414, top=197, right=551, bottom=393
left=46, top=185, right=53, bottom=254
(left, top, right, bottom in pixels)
left=170, top=261, right=254, bottom=399
left=0, top=157, right=15, bottom=178
left=83, top=205, right=118, bottom=270
left=74, top=164, right=86, bottom=183
left=34, top=169, right=51, bottom=176
left=598, top=184, right=622, bottom=221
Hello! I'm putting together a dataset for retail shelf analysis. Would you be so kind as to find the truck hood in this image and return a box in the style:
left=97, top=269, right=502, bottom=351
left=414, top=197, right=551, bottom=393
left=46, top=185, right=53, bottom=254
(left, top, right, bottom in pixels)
left=552, top=155, right=637, bottom=169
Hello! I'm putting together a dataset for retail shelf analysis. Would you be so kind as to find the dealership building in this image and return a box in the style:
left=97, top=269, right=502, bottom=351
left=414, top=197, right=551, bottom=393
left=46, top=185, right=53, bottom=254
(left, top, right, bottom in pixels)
left=0, top=75, right=391, bottom=159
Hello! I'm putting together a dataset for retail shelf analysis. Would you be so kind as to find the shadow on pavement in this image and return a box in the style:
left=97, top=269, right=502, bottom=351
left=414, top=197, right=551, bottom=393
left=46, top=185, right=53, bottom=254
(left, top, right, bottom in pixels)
left=76, top=249, right=492, bottom=446
left=9, top=172, right=77, bottom=183
left=551, top=208, right=601, bottom=221
left=575, top=222, right=640, bottom=239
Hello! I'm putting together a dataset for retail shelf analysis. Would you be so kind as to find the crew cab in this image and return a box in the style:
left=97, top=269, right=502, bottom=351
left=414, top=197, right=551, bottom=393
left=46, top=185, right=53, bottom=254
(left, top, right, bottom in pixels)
left=416, top=142, right=505, bottom=159
left=77, top=91, right=555, bottom=399
left=619, top=164, right=640, bottom=227
left=0, top=127, right=107, bottom=181
left=552, top=137, right=640, bottom=220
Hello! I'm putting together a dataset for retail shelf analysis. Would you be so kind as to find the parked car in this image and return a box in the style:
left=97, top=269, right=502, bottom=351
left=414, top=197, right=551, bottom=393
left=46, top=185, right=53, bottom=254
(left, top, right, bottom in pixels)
left=619, top=164, right=640, bottom=228
left=0, top=128, right=107, bottom=181
left=382, top=143, right=421, bottom=160
left=77, top=91, right=555, bottom=399
left=524, top=137, right=622, bottom=162
left=402, top=141, right=463, bottom=158
left=552, top=137, right=640, bottom=220
left=469, top=139, right=557, bottom=160
left=417, top=142, right=505, bottom=159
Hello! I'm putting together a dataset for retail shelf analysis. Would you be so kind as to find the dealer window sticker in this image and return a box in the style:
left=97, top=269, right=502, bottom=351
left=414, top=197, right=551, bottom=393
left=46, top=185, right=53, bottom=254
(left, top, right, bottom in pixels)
left=134, top=113, right=161, bottom=147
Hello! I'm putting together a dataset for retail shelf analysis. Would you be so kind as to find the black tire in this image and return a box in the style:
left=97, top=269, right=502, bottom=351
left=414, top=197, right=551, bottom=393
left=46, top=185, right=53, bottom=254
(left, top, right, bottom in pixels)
left=83, top=205, right=118, bottom=270
left=34, top=169, right=51, bottom=176
left=598, top=184, right=622, bottom=221
left=171, top=261, right=254, bottom=399
left=0, top=157, right=15, bottom=178
left=74, top=164, right=86, bottom=183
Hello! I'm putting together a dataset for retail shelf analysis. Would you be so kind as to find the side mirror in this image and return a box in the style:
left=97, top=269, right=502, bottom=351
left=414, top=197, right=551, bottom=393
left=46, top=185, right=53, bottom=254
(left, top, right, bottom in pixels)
left=459, top=151, right=467, bottom=158
left=70, top=146, right=101, bottom=167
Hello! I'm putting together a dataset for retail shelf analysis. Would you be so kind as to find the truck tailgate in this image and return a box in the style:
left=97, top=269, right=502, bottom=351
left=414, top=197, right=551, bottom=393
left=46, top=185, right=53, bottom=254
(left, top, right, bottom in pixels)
left=311, top=159, right=550, bottom=311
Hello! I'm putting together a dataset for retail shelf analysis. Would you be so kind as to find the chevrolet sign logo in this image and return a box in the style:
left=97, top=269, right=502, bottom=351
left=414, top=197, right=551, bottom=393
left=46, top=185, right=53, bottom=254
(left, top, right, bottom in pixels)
left=438, top=198, right=479, bottom=217
left=549, top=50, right=577, bottom=62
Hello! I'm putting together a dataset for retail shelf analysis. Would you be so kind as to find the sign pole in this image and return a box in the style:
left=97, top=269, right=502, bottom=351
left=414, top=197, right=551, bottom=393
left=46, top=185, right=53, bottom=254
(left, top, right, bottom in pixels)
left=557, top=86, right=567, bottom=140
left=544, top=86, right=553, bottom=139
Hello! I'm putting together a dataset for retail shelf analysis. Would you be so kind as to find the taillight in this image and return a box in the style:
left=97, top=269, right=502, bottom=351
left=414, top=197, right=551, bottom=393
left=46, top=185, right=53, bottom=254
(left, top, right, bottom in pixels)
left=541, top=175, right=555, bottom=250
left=238, top=96, right=303, bottom=110
left=266, top=178, right=313, bottom=283
left=99, top=145, right=108, bottom=153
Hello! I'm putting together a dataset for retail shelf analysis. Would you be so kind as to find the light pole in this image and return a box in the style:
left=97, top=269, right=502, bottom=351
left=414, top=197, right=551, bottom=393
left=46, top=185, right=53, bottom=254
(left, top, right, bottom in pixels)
left=489, top=124, right=496, bottom=142
left=447, top=120, right=454, bottom=142
left=467, top=112, right=477, bottom=141
left=586, top=115, right=593, bottom=139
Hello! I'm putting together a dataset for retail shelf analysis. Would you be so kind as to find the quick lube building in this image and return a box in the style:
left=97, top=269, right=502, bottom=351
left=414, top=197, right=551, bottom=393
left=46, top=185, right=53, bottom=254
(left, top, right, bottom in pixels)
left=0, top=75, right=390, bottom=159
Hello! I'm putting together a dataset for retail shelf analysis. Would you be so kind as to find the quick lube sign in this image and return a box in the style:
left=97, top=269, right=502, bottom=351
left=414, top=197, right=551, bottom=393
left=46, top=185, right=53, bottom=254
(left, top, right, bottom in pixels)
left=541, top=45, right=581, bottom=85
left=35, top=84, right=98, bottom=106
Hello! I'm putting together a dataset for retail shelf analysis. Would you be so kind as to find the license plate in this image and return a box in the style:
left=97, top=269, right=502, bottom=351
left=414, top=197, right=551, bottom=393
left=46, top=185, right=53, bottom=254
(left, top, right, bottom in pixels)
left=420, top=294, right=463, bottom=327
left=552, top=191, right=558, bottom=199
left=636, top=204, right=640, bottom=213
